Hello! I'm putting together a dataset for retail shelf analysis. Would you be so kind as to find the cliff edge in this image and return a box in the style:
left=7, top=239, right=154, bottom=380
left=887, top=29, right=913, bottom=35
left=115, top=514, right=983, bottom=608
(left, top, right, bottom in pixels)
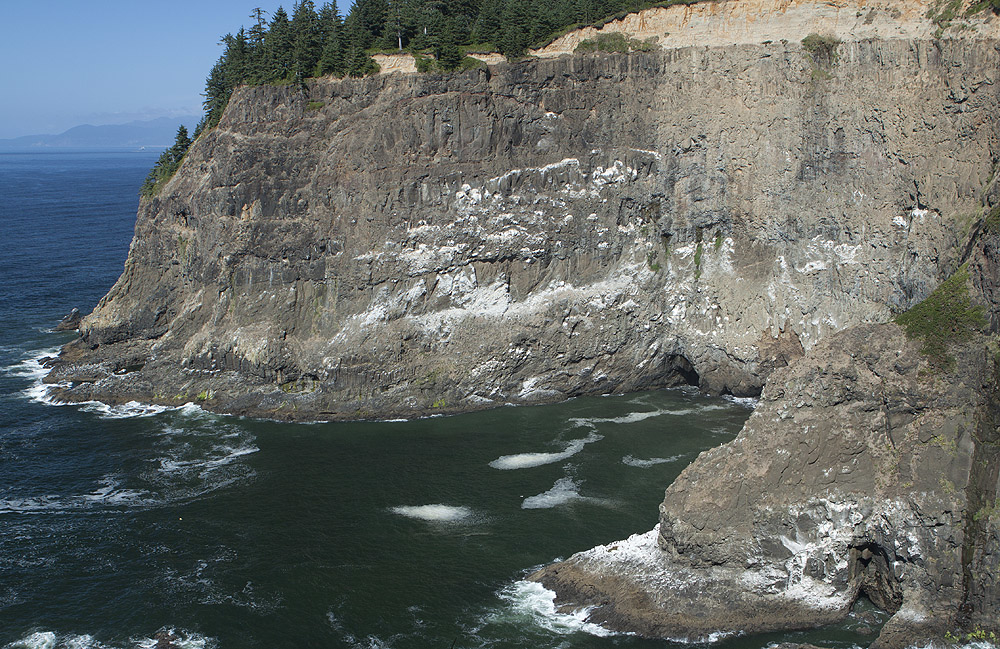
left=45, top=13, right=999, bottom=420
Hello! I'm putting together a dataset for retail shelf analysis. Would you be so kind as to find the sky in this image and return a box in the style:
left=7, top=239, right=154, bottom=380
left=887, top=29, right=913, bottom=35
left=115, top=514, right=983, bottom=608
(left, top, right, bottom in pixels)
left=0, top=0, right=349, bottom=139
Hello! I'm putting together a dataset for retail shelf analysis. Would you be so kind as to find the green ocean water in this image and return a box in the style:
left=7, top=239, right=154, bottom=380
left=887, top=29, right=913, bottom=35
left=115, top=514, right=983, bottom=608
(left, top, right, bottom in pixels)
left=0, top=151, right=886, bottom=649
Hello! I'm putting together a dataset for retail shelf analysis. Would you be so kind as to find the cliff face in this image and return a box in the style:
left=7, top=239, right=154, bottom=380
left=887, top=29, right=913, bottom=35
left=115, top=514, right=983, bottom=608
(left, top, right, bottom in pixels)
left=533, top=224, right=1000, bottom=647
left=47, top=34, right=999, bottom=421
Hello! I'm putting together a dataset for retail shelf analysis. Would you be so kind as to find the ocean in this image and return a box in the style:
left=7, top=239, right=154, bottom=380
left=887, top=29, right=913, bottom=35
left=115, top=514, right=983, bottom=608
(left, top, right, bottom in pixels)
left=0, top=150, right=884, bottom=648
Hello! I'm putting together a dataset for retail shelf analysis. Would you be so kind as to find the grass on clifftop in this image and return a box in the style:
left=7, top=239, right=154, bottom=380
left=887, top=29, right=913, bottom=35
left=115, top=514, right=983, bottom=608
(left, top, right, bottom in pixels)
left=895, top=264, right=987, bottom=368
left=575, top=32, right=655, bottom=53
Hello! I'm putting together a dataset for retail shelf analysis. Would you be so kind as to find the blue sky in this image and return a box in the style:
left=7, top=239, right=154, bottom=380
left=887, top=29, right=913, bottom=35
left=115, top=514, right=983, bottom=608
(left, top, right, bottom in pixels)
left=0, top=1, right=349, bottom=139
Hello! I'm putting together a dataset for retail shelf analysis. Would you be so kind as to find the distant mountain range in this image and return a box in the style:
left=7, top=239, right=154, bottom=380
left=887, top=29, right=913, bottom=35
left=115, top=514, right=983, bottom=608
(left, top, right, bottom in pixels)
left=0, top=116, right=201, bottom=150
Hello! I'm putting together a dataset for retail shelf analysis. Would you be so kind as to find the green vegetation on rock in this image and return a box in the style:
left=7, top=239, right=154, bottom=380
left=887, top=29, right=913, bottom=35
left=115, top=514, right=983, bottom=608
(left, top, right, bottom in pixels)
left=802, top=32, right=841, bottom=66
left=894, top=264, right=987, bottom=368
left=575, top=32, right=654, bottom=53
left=196, top=0, right=716, bottom=134
left=984, top=203, right=1000, bottom=234
left=140, top=126, right=192, bottom=197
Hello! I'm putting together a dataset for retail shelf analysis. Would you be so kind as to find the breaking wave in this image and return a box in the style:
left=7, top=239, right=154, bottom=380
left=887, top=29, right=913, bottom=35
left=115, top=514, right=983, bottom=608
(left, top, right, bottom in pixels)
left=521, top=476, right=597, bottom=509
left=391, top=504, right=473, bottom=522
left=489, top=432, right=602, bottom=470
left=2, top=629, right=215, bottom=649
left=490, top=580, right=615, bottom=637
left=621, top=454, right=685, bottom=467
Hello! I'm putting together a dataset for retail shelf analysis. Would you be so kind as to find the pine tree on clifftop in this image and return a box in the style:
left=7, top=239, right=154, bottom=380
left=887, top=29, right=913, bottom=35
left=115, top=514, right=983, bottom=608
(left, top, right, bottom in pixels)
left=140, top=126, right=192, bottom=197
left=316, top=2, right=348, bottom=76
left=291, top=1, right=323, bottom=82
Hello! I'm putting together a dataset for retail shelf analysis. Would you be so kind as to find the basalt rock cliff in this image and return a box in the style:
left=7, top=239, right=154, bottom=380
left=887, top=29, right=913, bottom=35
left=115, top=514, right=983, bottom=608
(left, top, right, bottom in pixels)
left=47, top=13, right=999, bottom=422
left=533, top=220, right=1000, bottom=647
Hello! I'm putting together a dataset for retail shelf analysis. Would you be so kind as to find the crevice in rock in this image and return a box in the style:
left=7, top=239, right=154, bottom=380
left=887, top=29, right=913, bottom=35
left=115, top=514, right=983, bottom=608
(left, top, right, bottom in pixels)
left=959, top=351, right=1000, bottom=622
left=849, top=540, right=903, bottom=614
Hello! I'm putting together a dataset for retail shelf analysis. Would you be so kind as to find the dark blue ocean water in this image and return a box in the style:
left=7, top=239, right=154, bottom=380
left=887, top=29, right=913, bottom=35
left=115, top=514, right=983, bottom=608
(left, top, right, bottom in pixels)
left=0, top=151, right=883, bottom=649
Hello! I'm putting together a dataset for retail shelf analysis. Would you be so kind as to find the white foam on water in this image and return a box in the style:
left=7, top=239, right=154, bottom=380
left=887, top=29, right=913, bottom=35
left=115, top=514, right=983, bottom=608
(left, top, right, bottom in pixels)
left=78, top=476, right=152, bottom=507
left=7, top=347, right=213, bottom=421
left=0, top=475, right=155, bottom=515
left=23, top=380, right=59, bottom=405
left=78, top=401, right=172, bottom=419
left=0, top=495, right=62, bottom=515
left=5, top=347, right=60, bottom=380
left=666, top=629, right=740, bottom=644
left=134, top=628, right=214, bottom=649
left=5, top=348, right=63, bottom=405
left=621, top=454, right=684, bottom=467
left=522, top=477, right=605, bottom=509
left=158, top=444, right=259, bottom=476
left=391, top=504, right=473, bottom=522
left=723, top=395, right=759, bottom=409
left=495, top=580, right=616, bottom=637
left=1, top=629, right=213, bottom=649
left=490, top=432, right=602, bottom=470
left=569, top=404, right=726, bottom=429
left=4, top=631, right=57, bottom=649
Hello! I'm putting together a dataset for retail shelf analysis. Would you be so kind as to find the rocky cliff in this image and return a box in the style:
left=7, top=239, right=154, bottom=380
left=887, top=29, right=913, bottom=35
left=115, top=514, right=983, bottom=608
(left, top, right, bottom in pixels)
left=533, top=221, right=1000, bottom=647
left=46, top=22, right=1000, bottom=422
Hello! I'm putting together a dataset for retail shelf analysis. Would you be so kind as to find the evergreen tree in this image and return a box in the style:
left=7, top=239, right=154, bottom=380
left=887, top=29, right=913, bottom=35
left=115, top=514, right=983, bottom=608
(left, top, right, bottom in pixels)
left=186, top=0, right=661, bottom=148
left=383, top=0, right=409, bottom=50
left=316, top=2, right=347, bottom=76
left=471, top=0, right=502, bottom=45
left=141, top=126, right=192, bottom=196
left=247, top=7, right=270, bottom=82
left=223, top=29, right=251, bottom=86
left=346, top=0, right=389, bottom=47
left=203, top=57, right=229, bottom=129
left=264, top=6, right=294, bottom=81
left=434, top=19, right=463, bottom=69
left=291, top=0, right=323, bottom=82
left=497, top=0, right=532, bottom=57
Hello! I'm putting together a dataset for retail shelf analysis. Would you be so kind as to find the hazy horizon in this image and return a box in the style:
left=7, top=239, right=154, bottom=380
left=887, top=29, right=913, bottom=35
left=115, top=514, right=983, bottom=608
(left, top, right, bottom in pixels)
left=1, top=0, right=350, bottom=140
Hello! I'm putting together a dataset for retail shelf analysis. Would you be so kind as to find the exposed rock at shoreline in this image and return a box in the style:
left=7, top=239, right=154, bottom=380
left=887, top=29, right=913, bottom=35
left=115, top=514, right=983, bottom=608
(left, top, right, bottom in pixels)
left=532, top=227, right=1000, bottom=647
left=44, top=31, right=999, bottom=421
left=54, top=307, right=81, bottom=331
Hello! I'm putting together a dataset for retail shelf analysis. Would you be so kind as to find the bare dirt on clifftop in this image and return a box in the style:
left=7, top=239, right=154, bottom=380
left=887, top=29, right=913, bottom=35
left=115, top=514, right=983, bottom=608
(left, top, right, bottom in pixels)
left=532, top=0, right=999, bottom=56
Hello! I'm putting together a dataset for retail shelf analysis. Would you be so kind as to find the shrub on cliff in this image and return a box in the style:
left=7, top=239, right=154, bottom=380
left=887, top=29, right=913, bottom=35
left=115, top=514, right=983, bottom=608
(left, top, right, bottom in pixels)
left=802, top=33, right=841, bottom=65
left=575, top=32, right=654, bottom=53
left=894, top=264, right=987, bottom=368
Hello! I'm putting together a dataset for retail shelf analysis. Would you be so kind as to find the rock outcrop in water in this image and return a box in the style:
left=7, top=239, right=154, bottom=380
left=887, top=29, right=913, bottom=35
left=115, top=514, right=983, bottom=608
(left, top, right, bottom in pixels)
left=532, top=222, right=1000, bottom=647
left=46, top=1, right=999, bottom=422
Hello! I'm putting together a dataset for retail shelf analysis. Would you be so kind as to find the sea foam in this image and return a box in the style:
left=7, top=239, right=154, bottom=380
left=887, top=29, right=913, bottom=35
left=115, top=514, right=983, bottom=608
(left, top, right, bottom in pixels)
left=2, top=628, right=214, bottom=649
left=522, top=476, right=602, bottom=509
left=391, top=504, right=473, bottom=522
left=621, top=454, right=684, bottom=468
left=490, top=432, right=602, bottom=470
left=569, top=404, right=725, bottom=429
left=495, top=580, right=615, bottom=637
